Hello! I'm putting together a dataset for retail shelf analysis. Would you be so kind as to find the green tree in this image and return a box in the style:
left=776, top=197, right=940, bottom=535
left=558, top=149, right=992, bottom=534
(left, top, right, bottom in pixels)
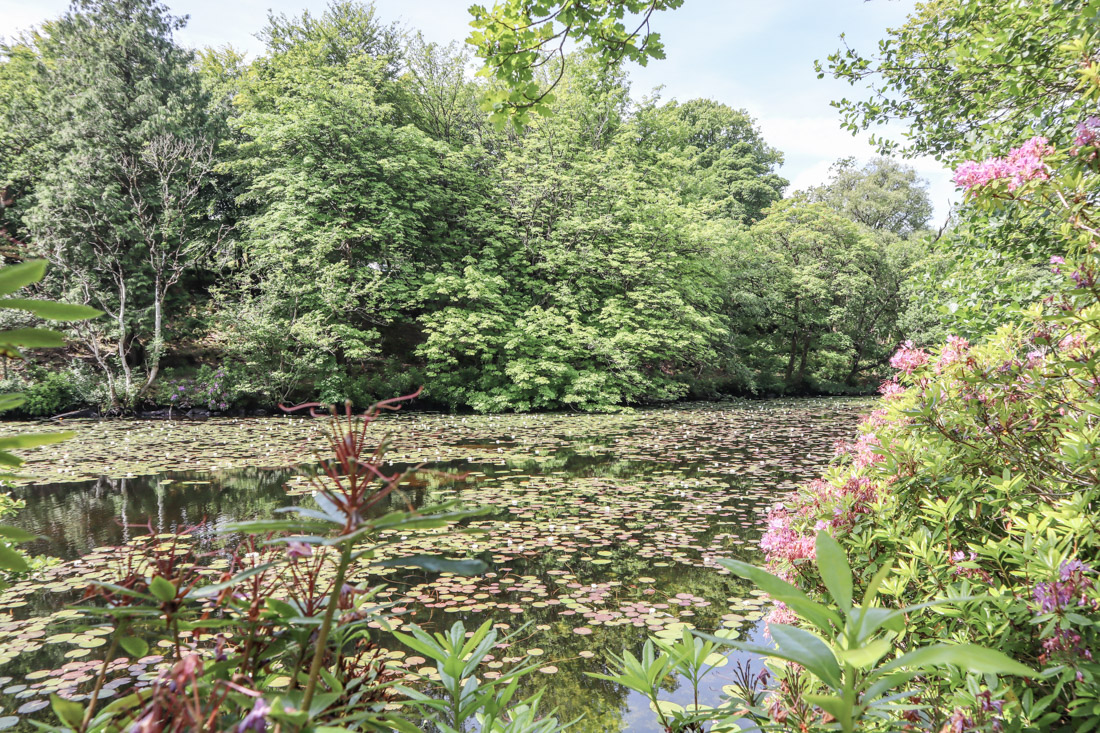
left=747, top=200, right=884, bottom=391
left=806, top=157, right=932, bottom=238
left=417, top=57, right=726, bottom=411
left=220, top=4, right=498, bottom=403
left=631, top=97, right=787, bottom=224
left=5, top=0, right=220, bottom=409
left=819, top=0, right=1098, bottom=161
left=467, top=0, right=683, bottom=128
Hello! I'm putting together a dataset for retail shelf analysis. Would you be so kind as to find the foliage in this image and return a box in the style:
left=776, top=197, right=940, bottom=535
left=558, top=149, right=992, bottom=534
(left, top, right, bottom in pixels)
left=0, top=259, right=101, bottom=584
left=467, top=0, right=684, bottom=128
left=818, top=0, right=1100, bottom=161
left=3, top=0, right=940, bottom=412
left=395, top=620, right=570, bottom=733
left=749, top=125, right=1100, bottom=729
left=631, top=97, right=788, bottom=225
left=600, top=531, right=1036, bottom=733
left=805, top=157, right=933, bottom=239
left=1, top=0, right=223, bottom=409
left=161, top=363, right=233, bottom=412
left=739, top=200, right=907, bottom=392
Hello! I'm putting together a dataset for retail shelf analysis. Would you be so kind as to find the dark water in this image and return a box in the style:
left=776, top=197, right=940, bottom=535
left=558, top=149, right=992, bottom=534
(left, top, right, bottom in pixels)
left=0, top=402, right=866, bottom=732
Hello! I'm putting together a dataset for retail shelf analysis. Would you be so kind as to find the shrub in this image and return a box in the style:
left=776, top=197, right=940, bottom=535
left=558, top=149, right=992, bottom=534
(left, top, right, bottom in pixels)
left=161, top=364, right=237, bottom=412
left=744, top=128, right=1100, bottom=729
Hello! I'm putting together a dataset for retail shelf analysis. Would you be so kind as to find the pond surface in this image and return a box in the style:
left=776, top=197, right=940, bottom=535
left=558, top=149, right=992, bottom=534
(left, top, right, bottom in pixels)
left=0, top=399, right=866, bottom=732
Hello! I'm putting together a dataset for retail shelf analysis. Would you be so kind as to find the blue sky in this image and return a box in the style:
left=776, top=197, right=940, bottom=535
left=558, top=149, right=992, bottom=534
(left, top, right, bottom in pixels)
left=1, top=0, right=956, bottom=223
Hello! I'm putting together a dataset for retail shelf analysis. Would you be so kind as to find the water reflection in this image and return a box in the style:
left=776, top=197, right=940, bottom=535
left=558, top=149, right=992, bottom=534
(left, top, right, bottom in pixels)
left=2, top=401, right=865, bottom=732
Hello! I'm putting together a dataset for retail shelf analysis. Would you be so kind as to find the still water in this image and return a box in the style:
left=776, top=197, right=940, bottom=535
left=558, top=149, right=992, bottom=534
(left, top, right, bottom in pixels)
left=0, top=400, right=866, bottom=731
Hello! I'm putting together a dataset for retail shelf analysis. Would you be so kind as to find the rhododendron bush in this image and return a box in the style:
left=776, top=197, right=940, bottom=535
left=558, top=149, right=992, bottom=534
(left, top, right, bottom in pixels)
left=750, top=124, right=1100, bottom=729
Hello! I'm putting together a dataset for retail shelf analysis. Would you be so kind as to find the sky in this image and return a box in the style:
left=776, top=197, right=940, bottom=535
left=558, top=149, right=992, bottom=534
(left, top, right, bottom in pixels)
left=0, top=0, right=958, bottom=224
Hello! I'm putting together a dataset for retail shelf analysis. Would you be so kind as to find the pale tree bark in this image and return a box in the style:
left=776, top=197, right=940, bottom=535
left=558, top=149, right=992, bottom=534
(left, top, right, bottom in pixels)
left=122, top=134, right=226, bottom=400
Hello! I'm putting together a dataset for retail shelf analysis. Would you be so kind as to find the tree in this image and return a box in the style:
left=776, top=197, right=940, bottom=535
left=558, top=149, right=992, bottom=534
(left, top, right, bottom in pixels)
left=746, top=200, right=885, bottom=391
left=402, top=36, right=488, bottom=146
left=417, top=57, right=726, bottom=411
left=818, top=0, right=1098, bottom=161
left=7, top=0, right=219, bottom=409
left=631, top=97, right=787, bottom=224
left=467, top=0, right=683, bottom=128
left=220, top=4, right=498, bottom=403
left=806, top=157, right=932, bottom=238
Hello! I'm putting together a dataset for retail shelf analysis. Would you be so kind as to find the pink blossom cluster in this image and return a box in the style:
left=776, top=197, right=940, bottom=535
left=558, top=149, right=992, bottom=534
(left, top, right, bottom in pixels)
left=833, top=432, right=884, bottom=469
left=889, top=341, right=928, bottom=375
left=850, top=432, right=883, bottom=469
left=759, top=505, right=816, bottom=566
left=1074, top=116, right=1100, bottom=149
left=878, top=380, right=906, bottom=400
left=936, top=335, right=971, bottom=372
left=861, top=407, right=890, bottom=428
left=1059, top=331, right=1089, bottom=355
left=952, top=136, right=1054, bottom=192
left=763, top=602, right=798, bottom=636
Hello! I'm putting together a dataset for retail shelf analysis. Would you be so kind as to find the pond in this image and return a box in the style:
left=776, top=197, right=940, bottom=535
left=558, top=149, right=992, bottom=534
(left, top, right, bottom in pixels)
left=0, top=399, right=867, bottom=732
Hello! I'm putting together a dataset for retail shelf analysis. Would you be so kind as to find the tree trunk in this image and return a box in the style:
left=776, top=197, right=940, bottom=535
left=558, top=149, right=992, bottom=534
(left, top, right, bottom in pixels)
left=115, top=278, right=132, bottom=407
left=845, top=344, right=865, bottom=386
left=796, top=336, right=811, bottom=387
left=784, top=334, right=799, bottom=385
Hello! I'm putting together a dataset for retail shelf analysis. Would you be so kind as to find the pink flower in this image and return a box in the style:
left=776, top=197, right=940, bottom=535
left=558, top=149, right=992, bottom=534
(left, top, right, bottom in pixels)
left=889, top=341, right=928, bottom=375
left=850, top=432, right=883, bottom=469
left=861, top=408, right=890, bottom=428
left=1059, top=332, right=1087, bottom=354
left=878, top=380, right=906, bottom=400
left=1074, top=117, right=1100, bottom=149
left=759, top=507, right=816, bottom=563
left=953, top=137, right=1053, bottom=193
left=286, top=541, right=313, bottom=560
left=936, top=335, right=970, bottom=372
left=764, top=602, right=798, bottom=637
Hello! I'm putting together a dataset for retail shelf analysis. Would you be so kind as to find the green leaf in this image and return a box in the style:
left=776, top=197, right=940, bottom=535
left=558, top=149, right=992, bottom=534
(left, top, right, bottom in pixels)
left=374, top=554, right=487, bottom=575
left=814, top=530, right=853, bottom=611
left=0, top=260, right=46, bottom=296
left=0, top=525, right=36, bottom=542
left=149, top=576, right=177, bottom=603
left=804, top=693, right=849, bottom=723
left=49, top=694, right=84, bottom=729
left=882, top=644, right=1037, bottom=678
left=836, top=638, right=892, bottom=669
left=0, top=328, right=64, bottom=348
left=189, top=562, right=277, bottom=599
left=768, top=623, right=843, bottom=689
left=0, top=393, right=26, bottom=412
left=0, top=543, right=30, bottom=572
left=118, top=636, right=149, bottom=658
left=0, top=432, right=75, bottom=452
left=717, top=558, right=841, bottom=632
left=0, top=298, right=102, bottom=321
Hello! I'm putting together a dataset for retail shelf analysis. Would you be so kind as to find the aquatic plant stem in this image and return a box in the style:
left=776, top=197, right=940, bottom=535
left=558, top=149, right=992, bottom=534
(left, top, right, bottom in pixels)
left=301, top=542, right=352, bottom=712
left=80, top=628, right=121, bottom=732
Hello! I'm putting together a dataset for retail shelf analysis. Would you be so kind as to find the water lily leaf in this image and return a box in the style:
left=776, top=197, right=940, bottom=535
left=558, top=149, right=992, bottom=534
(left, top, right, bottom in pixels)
left=374, top=555, right=486, bottom=576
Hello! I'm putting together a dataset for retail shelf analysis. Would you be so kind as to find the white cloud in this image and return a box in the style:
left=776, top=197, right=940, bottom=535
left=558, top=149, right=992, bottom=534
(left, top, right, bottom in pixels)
left=784, top=159, right=834, bottom=194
